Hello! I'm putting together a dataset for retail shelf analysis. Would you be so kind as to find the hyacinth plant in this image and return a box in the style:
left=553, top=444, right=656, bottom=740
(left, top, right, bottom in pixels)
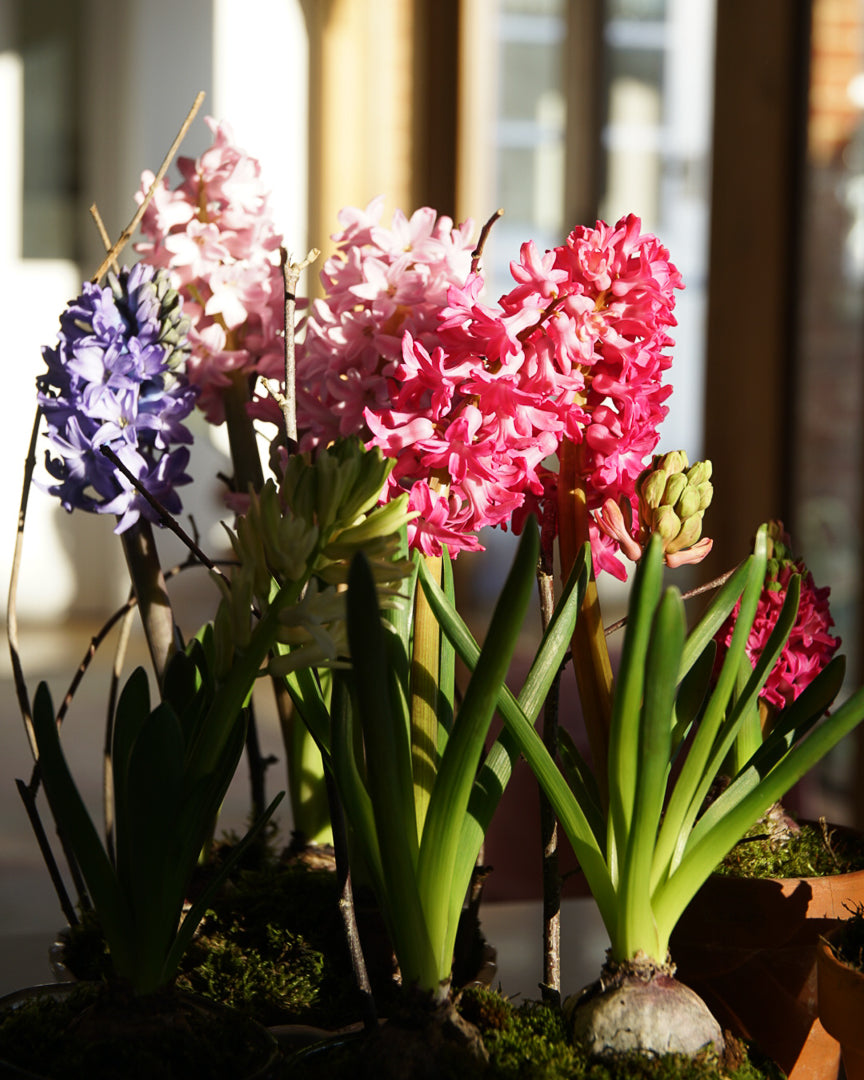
left=135, top=118, right=329, bottom=840
left=290, top=196, right=864, bottom=1062
left=8, top=103, right=415, bottom=998
left=37, top=262, right=197, bottom=684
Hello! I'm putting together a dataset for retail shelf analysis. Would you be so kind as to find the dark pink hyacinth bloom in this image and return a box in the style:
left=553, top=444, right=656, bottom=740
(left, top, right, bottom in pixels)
left=714, top=525, right=840, bottom=710
left=297, top=205, right=682, bottom=563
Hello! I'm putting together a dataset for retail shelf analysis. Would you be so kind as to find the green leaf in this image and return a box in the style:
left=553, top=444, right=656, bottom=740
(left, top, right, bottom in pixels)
left=32, top=683, right=135, bottom=981
left=122, top=703, right=187, bottom=991
left=677, top=559, right=750, bottom=680
left=651, top=530, right=769, bottom=887
left=437, top=549, right=456, bottom=747
left=607, top=534, right=665, bottom=874
left=417, top=522, right=539, bottom=980
left=686, top=655, right=846, bottom=846
left=557, top=728, right=605, bottom=846
left=655, top=681, right=864, bottom=936
left=345, top=552, right=434, bottom=990
left=110, top=668, right=152, bottom=893
left=670, top=639, right=715, bottom=753
left=281, top=663, right=333, bottom=756
left=618, top=586, right=684, bottom=959
left=419, top=544, right=590, bottom=931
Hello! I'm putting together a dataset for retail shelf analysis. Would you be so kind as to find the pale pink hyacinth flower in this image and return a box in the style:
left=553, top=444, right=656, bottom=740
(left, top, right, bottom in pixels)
left=136, top=117, right=285, bottom=425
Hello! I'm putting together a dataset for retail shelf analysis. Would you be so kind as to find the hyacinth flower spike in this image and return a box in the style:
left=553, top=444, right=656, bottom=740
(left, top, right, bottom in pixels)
left=136, top=120, right=334, bottom=835
left=38, top=264, right=197, bottom=686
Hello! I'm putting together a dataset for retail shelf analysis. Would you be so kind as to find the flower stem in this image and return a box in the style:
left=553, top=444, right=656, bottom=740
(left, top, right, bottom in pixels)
left=411, top=556, right=442, bottom=840
left=537, top=561, right=561, bottom=998
left=221, top=373, right=270, bottom=820
left=557, top=438, right=613, bottom=807
left=120, top=518, right=177, bottom=688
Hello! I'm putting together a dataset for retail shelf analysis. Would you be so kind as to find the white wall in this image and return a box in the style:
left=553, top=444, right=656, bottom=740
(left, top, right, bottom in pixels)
left=1, top=0, right=309, bottom=621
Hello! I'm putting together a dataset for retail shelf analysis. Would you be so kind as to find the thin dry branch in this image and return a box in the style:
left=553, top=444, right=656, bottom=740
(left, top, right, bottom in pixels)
left=90, top=91, right=205, bottom=282
left=89, top=203, right=120, bottom=275
left=603, top=565, right=739, bottom=637
left=99, top=445, right=228, bottom=582
left=7, top=408, right=43, bottom=760
left=274, top=246, right=319, bottom=447
left=471, top=208, right=504, bottom=274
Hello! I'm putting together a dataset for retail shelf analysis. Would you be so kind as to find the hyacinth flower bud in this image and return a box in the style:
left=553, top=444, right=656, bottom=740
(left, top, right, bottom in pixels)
left=635, top=451, right=714, bottom=567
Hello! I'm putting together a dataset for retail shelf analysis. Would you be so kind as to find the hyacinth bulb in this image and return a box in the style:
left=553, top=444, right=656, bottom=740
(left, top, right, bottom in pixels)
left=38, top=263, right=198, bottom=533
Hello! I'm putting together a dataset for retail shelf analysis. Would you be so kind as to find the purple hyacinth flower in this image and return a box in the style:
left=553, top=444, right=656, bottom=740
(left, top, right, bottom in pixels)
left=38, top=264, right=198, bottom=533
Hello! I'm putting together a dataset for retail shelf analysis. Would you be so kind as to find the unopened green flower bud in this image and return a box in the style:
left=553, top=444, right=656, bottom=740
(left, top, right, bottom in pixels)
left=677, top=484, right=702, bottom=521
left=654, top=504, right=682, bottom=543
left=662, top=472, right=688, bottom=508
left=665, top=511, right=703, bottom=554
left=686, top=460, right=712, bottom=487
left=635, top=450, right=713, bottom=563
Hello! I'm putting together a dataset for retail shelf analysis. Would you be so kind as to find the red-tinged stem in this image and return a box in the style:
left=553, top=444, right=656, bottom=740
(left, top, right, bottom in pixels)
left=557, top=438, right=613, bottom=808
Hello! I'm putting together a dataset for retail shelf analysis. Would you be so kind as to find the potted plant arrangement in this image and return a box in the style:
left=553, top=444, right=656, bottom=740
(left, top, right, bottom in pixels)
left=6, top=94, right=864, bottom=1079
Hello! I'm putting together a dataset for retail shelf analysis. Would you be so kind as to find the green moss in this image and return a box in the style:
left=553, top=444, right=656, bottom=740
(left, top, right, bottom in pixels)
left=176, top=920, right=325, bottom=1024
left=716, top=819, right=864, bottom=879
left=60, top=848, right=399, bottom=1029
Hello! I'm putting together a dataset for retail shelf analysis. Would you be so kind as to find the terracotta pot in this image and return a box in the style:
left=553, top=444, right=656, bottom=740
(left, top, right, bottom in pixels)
left=817, top=930, right=864, bottom=1080
left=671, top=828, right=864, bottom=1080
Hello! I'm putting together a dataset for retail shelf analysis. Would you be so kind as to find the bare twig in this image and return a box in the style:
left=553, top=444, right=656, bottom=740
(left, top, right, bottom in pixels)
left=471, top=208, right=504, bottom=274
left=7, top=408, right=43, bottom=760
left=16, top=780, right=78, bottom=926
left=98, top=445, right=227, bottom=581
left=603, top=566, right=738, bottom=637
left=91, top=91, right=205, bottom=283
left=274, top=246, right=319, bottom=448
left=536, top=562, right=561, bottom=999
left=89, top=204, right=120, bottom=275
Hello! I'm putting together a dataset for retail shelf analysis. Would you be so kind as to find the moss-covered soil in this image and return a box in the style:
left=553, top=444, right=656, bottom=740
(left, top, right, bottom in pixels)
left=716, top=816, right=864, bottom=880
left=61, top=851, right=384, bottom=1029
left=286, top=987, right=784, bottom=1080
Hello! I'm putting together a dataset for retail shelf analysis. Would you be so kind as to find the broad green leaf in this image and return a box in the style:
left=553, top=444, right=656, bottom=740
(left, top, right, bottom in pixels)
left=345, top=552, right=435, bottom=990
left=607, top=534, right=665, bottom=871
left=618, top=586, right=684, bottom=959
left=670, top=639, right=715, bottom=753
left=651, top=530, right=768, bottom=887
left=417, top=523, right=539, bottom=978
left=655, top=682, right=864, bottom=936
left=32, top=683, right=136, bottom=981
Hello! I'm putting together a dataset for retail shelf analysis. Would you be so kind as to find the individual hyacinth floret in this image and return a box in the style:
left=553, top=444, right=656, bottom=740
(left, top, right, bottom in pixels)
left=38, top=263, right=198, bottom=533
left=714, top=522, right=840, bottom=711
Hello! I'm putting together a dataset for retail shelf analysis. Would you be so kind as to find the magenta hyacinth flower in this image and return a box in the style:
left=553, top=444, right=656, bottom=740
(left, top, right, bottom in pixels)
left=714, top=524, right=841, bottom=710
